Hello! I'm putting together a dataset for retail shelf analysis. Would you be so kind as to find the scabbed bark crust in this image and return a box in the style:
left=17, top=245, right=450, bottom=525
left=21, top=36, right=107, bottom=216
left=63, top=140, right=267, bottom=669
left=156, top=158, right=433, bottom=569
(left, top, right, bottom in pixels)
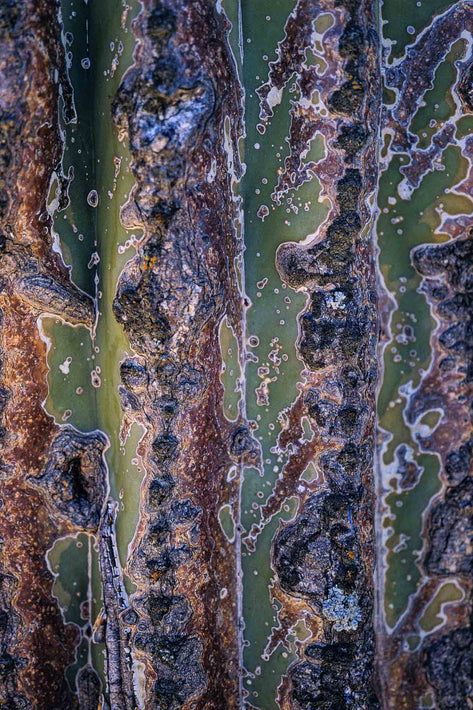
left=271, top=0, right=381, bottom=707
left=112, top=1, right=246, bottom=707
left=0, top=1, right=102, bottom=708
left=379, top=232, right=473, bottom=709
left=376, top=6, right=473, bottom=707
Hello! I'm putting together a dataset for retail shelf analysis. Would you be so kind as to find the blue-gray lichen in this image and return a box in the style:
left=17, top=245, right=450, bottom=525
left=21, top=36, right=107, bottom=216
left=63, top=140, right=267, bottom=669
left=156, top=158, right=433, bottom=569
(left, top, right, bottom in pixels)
left=322, top=586, right=361, bottom=632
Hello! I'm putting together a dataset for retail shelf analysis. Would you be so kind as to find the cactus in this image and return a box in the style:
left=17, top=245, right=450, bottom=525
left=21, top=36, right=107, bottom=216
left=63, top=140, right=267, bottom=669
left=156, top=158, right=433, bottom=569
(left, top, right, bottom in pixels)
left=0, top=0, right=472, bottom=708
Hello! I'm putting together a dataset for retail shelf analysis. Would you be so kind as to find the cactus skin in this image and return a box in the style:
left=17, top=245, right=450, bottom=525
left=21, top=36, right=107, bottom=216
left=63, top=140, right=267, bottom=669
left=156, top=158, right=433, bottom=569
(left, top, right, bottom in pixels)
left=2, top=0, right=473, bottom=708
left=0, top=1, right=98, bottom=707
left=111, top=1, right=246, bottom=707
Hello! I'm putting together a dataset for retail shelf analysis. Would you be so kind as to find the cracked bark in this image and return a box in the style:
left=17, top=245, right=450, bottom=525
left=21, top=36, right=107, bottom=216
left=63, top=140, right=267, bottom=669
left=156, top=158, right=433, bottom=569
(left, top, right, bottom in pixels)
left=1, top=0, right=473, bottom=708
left=272, top=1, right=381, bottom=706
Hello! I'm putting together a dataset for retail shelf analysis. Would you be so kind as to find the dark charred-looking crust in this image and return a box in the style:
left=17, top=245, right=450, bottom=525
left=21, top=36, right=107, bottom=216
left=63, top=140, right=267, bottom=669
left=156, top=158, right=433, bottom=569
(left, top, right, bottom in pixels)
left=378, top=6, right=473, bottom=696
left=423, top=626, right=473, bottom=709
left=31, top=428, right=108, bottom=531
left=387, top=229, right=473, bottom=707
left=3, top=0, right=472, bottom=706
left=264, top=0, right=381, bottom=706
left=111, top=0, right=245, bottom=706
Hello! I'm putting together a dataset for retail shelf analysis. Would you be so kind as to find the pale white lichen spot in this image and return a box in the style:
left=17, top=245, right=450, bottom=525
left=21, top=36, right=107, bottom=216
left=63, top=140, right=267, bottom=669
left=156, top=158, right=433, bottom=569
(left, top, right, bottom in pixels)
left=266, top=86, right=283, bottom=111
left=59, top=356, right=72, bottom=374
left=87, top=189, right=99, bottom=207
left=91, top=370, right=101, bottom=388
left=207, top=158, right=217, bottom=183
left=218, top=503, right=236, bottom=542
left=88, top=251, right=100, bottom=269
left=226, top=466, right=237, bottom=482
left=257, top=205, right=270, bottom=222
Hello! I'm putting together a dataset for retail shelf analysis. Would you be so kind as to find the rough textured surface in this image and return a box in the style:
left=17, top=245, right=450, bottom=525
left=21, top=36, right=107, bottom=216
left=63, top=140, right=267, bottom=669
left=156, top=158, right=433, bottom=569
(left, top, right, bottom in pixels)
left=257, top=0, right=381, bottom=706
left=0, top=2, right=132, bottom=707
left=0, top=1, right=97, bottom=706
left=32, top=428, right=107, bottom=530
left=15, top=275, right=94, bottom=327
left=424, top=477, right=473, bottom=577
left=424, top=626, right=473, bottom=709
left=111, top=0, right=245, bottom=706
left=3, top=0, right=472, bottom=706
left=98, top=502, right=137, bottom=710
left=376, top=5, right=473, bottom=699
left=77, top=665, right=102, bottom=710
left=397, top=228, right=473, bottom=708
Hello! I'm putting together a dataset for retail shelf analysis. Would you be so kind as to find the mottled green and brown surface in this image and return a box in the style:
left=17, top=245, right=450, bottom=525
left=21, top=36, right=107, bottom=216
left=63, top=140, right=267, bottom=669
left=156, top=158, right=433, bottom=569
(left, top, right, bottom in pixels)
left=1, top=0, right=473, bottom=708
